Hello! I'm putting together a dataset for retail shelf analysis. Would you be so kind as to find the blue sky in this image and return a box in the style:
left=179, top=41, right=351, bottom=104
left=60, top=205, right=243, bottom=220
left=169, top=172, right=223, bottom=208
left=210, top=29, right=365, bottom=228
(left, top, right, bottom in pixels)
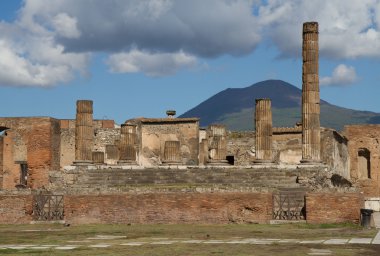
left=0, top=0, right=379, bottom=124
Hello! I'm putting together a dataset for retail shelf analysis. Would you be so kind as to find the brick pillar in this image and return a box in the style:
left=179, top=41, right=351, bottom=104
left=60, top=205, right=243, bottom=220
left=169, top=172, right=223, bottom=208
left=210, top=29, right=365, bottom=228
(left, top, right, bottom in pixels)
left=74, top=100, right=93, bottom=164
left=0, top=136, right=3, bottom=189
left=207, top=124, right=228, bottom=165
left=118, top=124, right=137, bottom=164
left=301, top=22, right=321, bottom=163
left=254, top=98, right=273, bottom=163
left=162, top=141, right=181, bottom=164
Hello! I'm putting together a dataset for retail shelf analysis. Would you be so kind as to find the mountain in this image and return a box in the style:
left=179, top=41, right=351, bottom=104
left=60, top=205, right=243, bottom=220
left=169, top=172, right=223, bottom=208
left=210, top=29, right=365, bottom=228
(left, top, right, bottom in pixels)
left=180, top=80, right=380, bottom=131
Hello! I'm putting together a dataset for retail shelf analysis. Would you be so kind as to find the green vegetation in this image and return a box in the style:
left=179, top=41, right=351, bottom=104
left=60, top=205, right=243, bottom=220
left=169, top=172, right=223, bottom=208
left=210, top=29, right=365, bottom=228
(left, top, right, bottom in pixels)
left=0, top=223, right=378, bottom=255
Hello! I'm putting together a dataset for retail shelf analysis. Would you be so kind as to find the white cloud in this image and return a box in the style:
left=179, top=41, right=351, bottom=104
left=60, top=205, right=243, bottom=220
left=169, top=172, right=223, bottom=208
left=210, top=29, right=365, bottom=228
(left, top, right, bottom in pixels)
left=1, top=0, right=380, bottom=86
left=107, top=50, right=197, bottom=77
left=0, top=39, right=72, bottom=86
left=320, top=64, right=358, bottom=86
left=258, top=0, right=380, bottom=59
left=52, top=13, right=80, bottom=38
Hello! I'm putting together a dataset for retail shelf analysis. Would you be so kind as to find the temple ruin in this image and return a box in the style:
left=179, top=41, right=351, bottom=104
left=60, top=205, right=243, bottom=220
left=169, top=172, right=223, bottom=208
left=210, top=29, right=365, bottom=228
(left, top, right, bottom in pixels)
left=0, top=22, right=379, bottom=225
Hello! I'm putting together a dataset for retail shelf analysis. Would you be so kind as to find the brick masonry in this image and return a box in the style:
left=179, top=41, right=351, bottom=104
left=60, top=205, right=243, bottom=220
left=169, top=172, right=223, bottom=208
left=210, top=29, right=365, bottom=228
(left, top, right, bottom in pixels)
left=344, top=125, right=380, bottom=197
left=306, top=192, right=363, bottom=224
left=0, top=117, right=60, bottom=189
left=64, top=192, right=272, bottom=224
left=0, top=192, right=364, bottom=224
left=0, top=194, right=33, bottom=224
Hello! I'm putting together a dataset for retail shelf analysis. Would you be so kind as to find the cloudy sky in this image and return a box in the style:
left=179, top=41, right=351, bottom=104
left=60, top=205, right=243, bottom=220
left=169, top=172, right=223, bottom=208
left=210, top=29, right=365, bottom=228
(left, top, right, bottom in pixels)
left=0, top=0, right=379, bottom=123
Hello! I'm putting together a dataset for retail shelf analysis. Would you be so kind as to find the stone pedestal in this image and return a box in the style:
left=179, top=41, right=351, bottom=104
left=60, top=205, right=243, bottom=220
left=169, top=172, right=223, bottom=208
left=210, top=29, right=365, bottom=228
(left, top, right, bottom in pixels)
left=118, top=124, right=137, bottom=164
left=162, top=141, right=181, bottom=164
left=74, top=100, right=94, bottom=165
left=301, top=22, right=321, bottom=164
left=92, top=151, right=105, bottom=164
left=254, top=98, right=273, bottom=164
left=207, top=124, right=228, bottom=165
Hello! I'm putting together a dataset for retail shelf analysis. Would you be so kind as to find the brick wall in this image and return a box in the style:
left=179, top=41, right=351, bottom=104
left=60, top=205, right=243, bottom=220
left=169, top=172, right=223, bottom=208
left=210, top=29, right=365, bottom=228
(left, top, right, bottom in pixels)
left=0, top=136, right=3, bottom=189
left=306, top=192, right=363, bottom=224
left=344, top=125, right=380, bottom=197
left=64, top=192, right=272, bottom=224
left=0, top=117, right=60, bottom=189
left=0, top=195, right=33, bottom=224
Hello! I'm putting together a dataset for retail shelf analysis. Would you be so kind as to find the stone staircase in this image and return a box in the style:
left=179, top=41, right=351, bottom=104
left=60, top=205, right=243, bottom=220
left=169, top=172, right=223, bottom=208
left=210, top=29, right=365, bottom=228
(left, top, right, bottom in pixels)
left=58, top=167, right=315, bottom=192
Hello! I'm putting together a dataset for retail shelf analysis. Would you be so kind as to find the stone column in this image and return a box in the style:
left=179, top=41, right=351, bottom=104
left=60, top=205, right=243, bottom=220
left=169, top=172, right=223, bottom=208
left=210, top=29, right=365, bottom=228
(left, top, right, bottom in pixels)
left=92, top=151, right=104, bottom=164
left=163, top=141, right=181, bottom=164
left=254, top=98, right=273, bottom=163
left=118, top=124, right=137, bottom=164
left=301, top=21, right=321, bottom=163
left=207, top=124, right=228, bottom=165
left=199, top=139, right=208, bottom=165
left=74, top=100, right=93, bottom=164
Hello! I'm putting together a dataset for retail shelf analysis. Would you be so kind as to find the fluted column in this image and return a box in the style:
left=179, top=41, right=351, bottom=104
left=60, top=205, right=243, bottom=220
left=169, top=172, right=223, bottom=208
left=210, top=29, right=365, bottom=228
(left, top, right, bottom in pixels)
left=254, top=98, right=273, bottom=163
left=207, top=124, right=228, bottom=165
left=74, top=100, right=93, bottom=164
left=301, top=22, right=321, bottom=163
left=92, top=151, right=104, bottom=164
left=199, top=139, right=208, bottom=165
left=118, top=124, right=137, bottom=164
left=162, top=141, right=181, bottom=164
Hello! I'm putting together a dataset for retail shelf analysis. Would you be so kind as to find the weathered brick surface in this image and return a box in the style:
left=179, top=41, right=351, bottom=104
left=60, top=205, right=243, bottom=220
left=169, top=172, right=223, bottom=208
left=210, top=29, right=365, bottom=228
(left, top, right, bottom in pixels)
left=306, top=192, right=363, bottom=224
left=0, top=136, right=3, bottom=188
left=344, top=125, right=380, bottom=196
left=0, top=117, right=60, bottom=189
left=0, top=195, right=33, bottom=224
left=64, top=192, right=272, bottom=224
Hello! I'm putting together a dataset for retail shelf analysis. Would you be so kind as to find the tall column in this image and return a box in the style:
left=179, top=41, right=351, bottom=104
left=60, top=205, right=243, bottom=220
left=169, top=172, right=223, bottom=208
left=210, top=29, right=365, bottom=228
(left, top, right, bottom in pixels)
left=301, top=22, right=321, bottom=163
left=118, top=124, right=137, bottom=164
left=74, top=100, right=93, bottom=164
left=199, top=138, right=208, bottom=165
left=163, top=141, right=181, bottom=164
left=254, top=98, right=273, bottom=163
left=207, top=124, right=228, bottom=165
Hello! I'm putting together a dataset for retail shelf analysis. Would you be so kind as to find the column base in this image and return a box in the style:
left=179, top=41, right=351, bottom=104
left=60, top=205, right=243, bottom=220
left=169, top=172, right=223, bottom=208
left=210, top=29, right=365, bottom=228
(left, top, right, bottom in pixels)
left=117, top=160, right=137, bottom=165
left=207, top=159, right=229, bottom=166
left=73, top=160, right=93, bottom=166
left=300, top=159, right=322, bottom=165
left=253, top=159, right=275, bottom=165
left=161, top=161, right=182, bottom=165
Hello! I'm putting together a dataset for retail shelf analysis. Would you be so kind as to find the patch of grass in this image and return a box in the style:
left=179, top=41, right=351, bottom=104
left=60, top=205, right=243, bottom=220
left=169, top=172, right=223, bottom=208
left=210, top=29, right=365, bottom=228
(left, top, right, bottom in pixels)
left=0, top=224, right=378, bottom=255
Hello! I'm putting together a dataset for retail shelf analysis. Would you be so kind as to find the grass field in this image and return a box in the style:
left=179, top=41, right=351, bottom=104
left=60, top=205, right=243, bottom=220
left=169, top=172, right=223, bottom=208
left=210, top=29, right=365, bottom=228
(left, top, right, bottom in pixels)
left=0, top=223, right=378, bottom=255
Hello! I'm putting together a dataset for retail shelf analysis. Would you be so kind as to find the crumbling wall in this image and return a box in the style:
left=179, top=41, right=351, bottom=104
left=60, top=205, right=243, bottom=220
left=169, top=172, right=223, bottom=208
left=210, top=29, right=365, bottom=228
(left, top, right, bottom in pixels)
left=60, top=119, right=118, bottom=167
left=227, top=129, right=303, bottom=165
left=64, top=192, right=272, bottom=224
left=0, top=193, right=34, bottom=224
left=227, top=131, right=255, bottom=165
left=343, top=125, right=380, bottom=197
left=306, top=192, right=363, bottom=224
left=0, top=136, right=3, bottom=188
left=139, top=120, right=199, bottom=166
left=0, top=117, right=60, bottom=189
left=320, top=128, right=349, bottom=179
left=2, top=130, right=19, bottom=189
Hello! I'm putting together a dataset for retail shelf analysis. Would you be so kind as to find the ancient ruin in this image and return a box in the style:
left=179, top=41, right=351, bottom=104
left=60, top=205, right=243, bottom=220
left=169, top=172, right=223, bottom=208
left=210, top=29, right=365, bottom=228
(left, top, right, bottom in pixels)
left=0, top=21, right=379, bottom=225
left=254, top=98, right=273, bottom=163
left=302, top=22, right=321, bottom=163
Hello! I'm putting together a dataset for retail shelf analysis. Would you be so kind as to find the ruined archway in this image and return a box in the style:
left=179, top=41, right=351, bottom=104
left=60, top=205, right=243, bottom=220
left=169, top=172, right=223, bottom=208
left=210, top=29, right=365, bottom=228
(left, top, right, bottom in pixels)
left=358, top=148, right=371, bottom=179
